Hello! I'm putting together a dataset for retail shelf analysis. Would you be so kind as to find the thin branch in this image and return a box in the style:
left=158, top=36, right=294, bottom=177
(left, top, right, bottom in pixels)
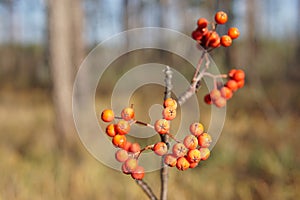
left=160, top=66, right=173, bottom=200
left=136, top=180, right=158, bottom=200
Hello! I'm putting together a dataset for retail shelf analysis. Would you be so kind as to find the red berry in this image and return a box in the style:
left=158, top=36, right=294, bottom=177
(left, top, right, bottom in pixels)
left=236, top=79, right=245, bottom=89
left=116, top=120, right=130, bottom=135
left=191, top=30, right=203, bottom=41
left=164, top=154, right=177, bottom=167
left=220, top=86, right=233, bottom=100
left=215, top=11, right=228, bottom=24
left=115, top=149, right=129, bottom=162
left=233, top=69, right=245, bottom=81
left=172, top=143, right=188, bottom=157
left=204, top=94, right=212, bottom=105
left=101, top=109, right=114, bottom=122
left=106, top=124, right=117, bottom=137
left=122, top=141, right=132, bottom=151
left=176, top=156, right=190, bottom=171
left=210, top=89, right=221, bottom=101
left=214, top=97, right=226, bottom=108
left=198, top=133, right=212, bottom=148
left=131, top=165, right=145, bottom=180
left=154, top=119, right=170, bottom=134
left=124, top=158, right=138, bottom=172
left=153, top=142, right=168, bottom=156
left=220, top=35, right=232, bottom=47
left=183, top=135, right=198, bottom=150
left=121, top=107, right=135, bottom=121
left=189, top=122, right=204, bottom=136
left=197, top=18, right=208, bottom=29
left=112, top=134, right=127, bottom=148
left=162, top=106, right=177, bottom=121
left=228, top=27, right=240, bottom=39
left=187, top=149, right=201, bottom=163
left=129, top=142, right=141, bottom=153
left=228, top=69, right=237, bottom=79
left=225, top=80, right=238, bottom=92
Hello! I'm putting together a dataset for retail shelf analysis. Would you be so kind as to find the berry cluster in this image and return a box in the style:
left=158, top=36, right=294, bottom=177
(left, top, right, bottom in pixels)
left=100, top=98, right=213, bottom=179
left=204, top=69, right=245, bottom=108
left=191, top=11, right=240, bottom=50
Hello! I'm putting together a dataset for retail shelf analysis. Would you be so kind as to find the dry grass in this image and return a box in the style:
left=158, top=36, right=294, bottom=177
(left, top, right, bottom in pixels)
left=0, top=78, right=300, bottom=200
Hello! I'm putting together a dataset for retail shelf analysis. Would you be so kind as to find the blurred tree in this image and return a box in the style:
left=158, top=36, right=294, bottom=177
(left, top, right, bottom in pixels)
left=48, top=0, right=85, bottom=149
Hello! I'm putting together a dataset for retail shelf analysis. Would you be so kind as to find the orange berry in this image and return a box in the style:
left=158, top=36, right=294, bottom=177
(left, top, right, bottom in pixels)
left=115, top=149, right=129, bottom=162
left=183, top=135, right=198, bottom=150
left=116, top=120, right=130, bottom=135
left=236, top=79, right=245, bottom=89
left=198, top=133, right=212, bottom=148
left=122, top=141, right=132, bottom=151
left=112, top=134, right=127, bottom=148
left=233, top=69, right=245, bottom=81
left=189, top=162, right=199, bottom=168
left=220, top=35, right=232, bottom=47
left=187, top=149, right=201, bottom=163
left=225, top=80, right=238, bottom=92
left=129, top=142, right=141, bottom=153
left=209, top=37, right=221, bottom=48
left=176, top=156, right=190, bottom=171
left=122, top=163, right=131, bottom=175
left=204, top=94, right=212, bottom=105
left=206, top=31, right=220, bottom=47
left=154, top=119, right=170, bottom=134
left=228, top=69, right=237, bottom=79
left=121, top=107, right=135, bottom=121
left=106, top=124, right=117, bottom=137
left=131, top=165, right=145, bottom=180
left=172, top=143, right=188, bottom=157
left=220, top=86, right=233, bottom=100
left=197, top=17, right=208, bottom=29
left=153, top=142, right=168, bottom=156
left=228, top=27, right=240, bottom=39
left=164, top=98, right=177, bottom=109
left=214, top=97, right=227, bottom=108
left=199, top=147, right=211, bottom=160
left=189, top=122, right=204, bottom=136
left=215, top=11, right=228, bottom=24
left=101, top=109, right=114, bottom=122
left=124, top=158, right=138, bottom=172
left=162, top=106, right=177, bottom=121
left=164, top=154, right=177, bottom=167
left=210, top=89, right=221, bottom=101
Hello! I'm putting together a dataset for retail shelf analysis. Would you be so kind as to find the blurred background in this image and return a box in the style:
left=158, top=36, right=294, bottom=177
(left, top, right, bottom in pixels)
left=0, top=0, right=300, bottom=199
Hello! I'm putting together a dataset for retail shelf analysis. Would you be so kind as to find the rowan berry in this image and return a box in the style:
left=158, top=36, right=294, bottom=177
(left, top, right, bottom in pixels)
left=209, top=89, right=221, bottom=101
left=220, top=35, right=232, bottom=47
left=115, top=149, right=129, bottom=162
left=101, top=109, right=114, bottom=122
left=154, top=119, right=170, bottom=134
left=199, top=147, right=211, bottom=160
left=209, top=37, right=221, bottom=48
left=215, top=11, right=228, bottom=24
left=172, top=143, right=188, bottom=157
left=121, top=107, right=135, bottom=121
left=162, top=106, right=176, bottom=121
left=233, top=69, right=245, bottom=81
left=122, top=163, right=131, bottom=175
left=206, top=31, right=220, bottom=47
left=225, top=80, right=238, bottom=92
left=129, top=142, right=141, bottom=153
left=197, top=18, right=208, bottom=29
left=131, top=165, right=145, bottom=180
left=189, top=122, right=204, bottom=136
left=124, top=158, right=138, bottom=172
left=228, top=69, right=237, bottom=79
left=112, top=134, right=127, bottom=148
left=106, top=124, right=117, bottom=137
left=176, top=156, right=190, bottom=171
left=220, top=86, right=233, bottom=100
left=192, top=30, right=203, bottom=41
left=183, top=135, right=198, bottom=150
left=153, top=142, right=168, bottom=156
left=236, top=79, right=245, bottom=89
left=204, top=94, right=212, bottom=105
left=122, top=141, right=132, bottom=151
left=164, top=154, right=177, bottom=167
left=164, top=98, right=177, bottom=109
left=214, top=97, right=226, bottom=108
left=198, top=133, right=212, bottom=148
left=187, top=149, right=201, bottom=163
left=116, top=120, right=130, bottom=135
left=228, top=27, right=240, bottom=39
left=189, top=162, right=199, bottom=169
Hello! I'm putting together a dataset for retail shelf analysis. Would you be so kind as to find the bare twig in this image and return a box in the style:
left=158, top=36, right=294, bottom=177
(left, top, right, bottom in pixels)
left=160, top=66, right=173, bottom=200
left=136, top=180, right=158, bottom=200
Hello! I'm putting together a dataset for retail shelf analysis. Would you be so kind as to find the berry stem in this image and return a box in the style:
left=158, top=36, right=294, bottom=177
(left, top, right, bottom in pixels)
left=135, top=180, right=158, bottom=200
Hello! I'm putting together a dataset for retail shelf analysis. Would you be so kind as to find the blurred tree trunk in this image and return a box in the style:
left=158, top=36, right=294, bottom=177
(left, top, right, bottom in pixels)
left=48, top=0, right=85, bottom=149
